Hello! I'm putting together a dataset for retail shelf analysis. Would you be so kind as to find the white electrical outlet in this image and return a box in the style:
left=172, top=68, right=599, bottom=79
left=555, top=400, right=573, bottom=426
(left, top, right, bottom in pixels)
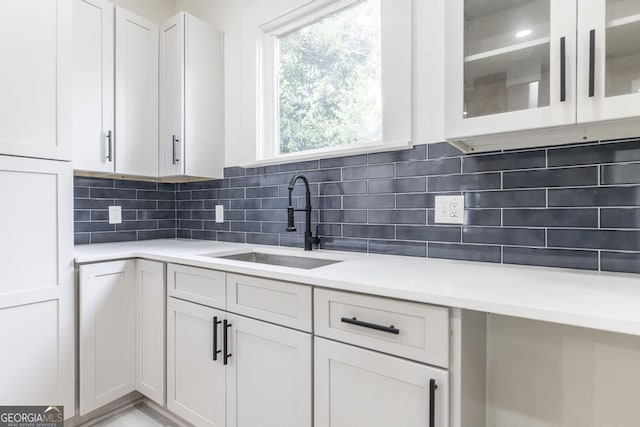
left=434, top=195, right=465, bottom=224
left=108, top=206, right=122, bottom=224
left=215, top=205, right=224, bottom=223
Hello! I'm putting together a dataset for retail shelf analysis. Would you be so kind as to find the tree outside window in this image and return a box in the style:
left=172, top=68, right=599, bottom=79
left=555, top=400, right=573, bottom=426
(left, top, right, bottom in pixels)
left=277, top=0, right=382, bottom=154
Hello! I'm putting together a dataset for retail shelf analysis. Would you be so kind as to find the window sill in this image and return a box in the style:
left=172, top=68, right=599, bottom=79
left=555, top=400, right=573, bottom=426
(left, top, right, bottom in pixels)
left=239, top=140, right=413, bottom=168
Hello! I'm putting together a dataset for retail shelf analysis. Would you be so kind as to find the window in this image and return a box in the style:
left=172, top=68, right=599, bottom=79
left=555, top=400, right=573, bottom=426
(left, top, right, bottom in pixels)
left=278, top=0, right=382, bottom=155
left=257, top=0, right=412, bottom=161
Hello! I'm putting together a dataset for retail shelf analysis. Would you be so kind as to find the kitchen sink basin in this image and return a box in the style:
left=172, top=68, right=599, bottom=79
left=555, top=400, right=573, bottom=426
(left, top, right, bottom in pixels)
left=205, top=251, right=343, bottom=269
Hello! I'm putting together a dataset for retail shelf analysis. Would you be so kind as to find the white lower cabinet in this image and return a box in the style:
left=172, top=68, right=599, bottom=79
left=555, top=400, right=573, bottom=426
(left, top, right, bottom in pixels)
left=79, top=259, right=165, bottom=415
left=313, top=289, right=450, bottom=427
left=314, top=337, right=449, bottom=427
left=166, top=267, right=312, bottom=427
left=136, top=260, right=166, bottom=405
left=226, top=313, right=312, bottom=427
left=167, top=297, right=226, bottom=427
left=79, top=260, right=135, bottom=415
left=166, top=301, right=313, bottom=427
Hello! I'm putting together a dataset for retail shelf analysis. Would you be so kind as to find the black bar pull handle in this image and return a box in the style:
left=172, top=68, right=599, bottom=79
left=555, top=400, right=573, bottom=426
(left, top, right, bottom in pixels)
left=223, top=319, right=232, bottom=365
left=589, top=29, right=596, bottom=97
left=560, top=37, right=566, bottom=102
left=340, top=317, right=400, bottom=335
left=212, top=316, right=222, bottom=361
left=429, top=378, right=438, bottom=427
left=106, top=130, right=113, bottom=162
left=172, top=135, right=180, bottom=164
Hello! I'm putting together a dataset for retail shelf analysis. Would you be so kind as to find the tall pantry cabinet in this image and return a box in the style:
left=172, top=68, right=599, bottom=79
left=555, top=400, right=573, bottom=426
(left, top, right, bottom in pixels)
left=0, top=0, right=74, bottom=418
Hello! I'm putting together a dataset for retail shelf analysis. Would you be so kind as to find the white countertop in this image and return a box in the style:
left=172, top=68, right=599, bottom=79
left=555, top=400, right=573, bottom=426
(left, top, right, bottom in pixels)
left=75, top=239, right=640, bottom=336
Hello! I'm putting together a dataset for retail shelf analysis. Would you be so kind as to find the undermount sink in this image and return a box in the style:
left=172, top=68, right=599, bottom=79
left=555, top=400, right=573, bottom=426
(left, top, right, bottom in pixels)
left=204, top=251, right=343, bottom=269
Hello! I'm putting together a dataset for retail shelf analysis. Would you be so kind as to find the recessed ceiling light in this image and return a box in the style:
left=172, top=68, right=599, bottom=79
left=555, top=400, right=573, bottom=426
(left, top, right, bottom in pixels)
left=515, top=29, right=532, bottom=38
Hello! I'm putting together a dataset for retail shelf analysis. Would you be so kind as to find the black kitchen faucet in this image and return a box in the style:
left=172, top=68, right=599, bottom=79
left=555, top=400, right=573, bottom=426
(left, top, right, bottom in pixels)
left=286, top=174, right=320, bottom=250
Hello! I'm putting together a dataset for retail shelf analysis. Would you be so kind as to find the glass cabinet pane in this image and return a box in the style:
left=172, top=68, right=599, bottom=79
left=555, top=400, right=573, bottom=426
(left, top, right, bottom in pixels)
left=605, top=0, right=640, bottom=98
left=463, top=0, right=551, bottom=119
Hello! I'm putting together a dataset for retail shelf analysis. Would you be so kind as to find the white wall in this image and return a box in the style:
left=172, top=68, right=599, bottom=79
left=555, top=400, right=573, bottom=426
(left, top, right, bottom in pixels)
left=175, top=0, right=445, bottom=167
left=113, top=0, right=176, bottom=23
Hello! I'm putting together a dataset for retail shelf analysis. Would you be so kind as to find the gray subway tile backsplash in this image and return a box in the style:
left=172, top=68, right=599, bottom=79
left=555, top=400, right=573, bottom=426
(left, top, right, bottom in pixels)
left=427, top=243, right=501, bottom=263
left=549, top=186, right=640, bottom=207
left=428, top=173, right=501, bottom=192
left=502, top=208, right=599, bottom=228
left=600, top=251, right=640, bottom=274
left=74, top=139, right=640, bottom=275
left=368, top=177, right=426, bottom=194
left=462, top=150, right=546, bottom=173
left=502, top=247, right=599, bottom=271
left=547, top=229, right=640, bottom=251
left=74, top=177, right=177, bottom=244
left=600, top=163, right=640, bottom=185
left=547, top=139, right=640, bottom=167
left=463, top=227, right=546, bottom=247
left=502, top=166, right=599, bottom=189
left=465, top=189, right=546, bottom=208
left=600, top=208, right=640, bottom=229
left=396, top=158, right=461, bottom=177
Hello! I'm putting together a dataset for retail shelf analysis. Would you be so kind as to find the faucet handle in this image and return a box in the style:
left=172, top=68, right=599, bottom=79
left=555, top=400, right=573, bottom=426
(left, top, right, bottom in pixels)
left=286, top=206, right=297, bottom=232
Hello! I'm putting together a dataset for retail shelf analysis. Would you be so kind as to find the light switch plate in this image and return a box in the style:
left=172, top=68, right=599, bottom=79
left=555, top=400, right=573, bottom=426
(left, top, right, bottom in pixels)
left=215, top=205, right=224, bottom=223
left=108, top=206, right=122, bottom=224
left=434, top=195, right=464, bottom=224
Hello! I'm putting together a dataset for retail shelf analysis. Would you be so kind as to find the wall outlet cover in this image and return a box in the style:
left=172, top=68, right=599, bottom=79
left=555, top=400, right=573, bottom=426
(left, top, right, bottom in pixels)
left=434, top=195, right=465, bottom=224
left=108, top=206, right=122, bottom=224
left=215, top=205, right=224, bottom=223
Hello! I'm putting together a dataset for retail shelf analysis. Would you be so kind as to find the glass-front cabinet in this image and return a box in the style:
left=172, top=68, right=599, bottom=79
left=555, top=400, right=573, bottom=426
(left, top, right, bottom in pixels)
left=447, top=0, right=640, bottom=141
left=446, top=0, right=577, bottom=139
left=578, top=0, right=640, bottom=122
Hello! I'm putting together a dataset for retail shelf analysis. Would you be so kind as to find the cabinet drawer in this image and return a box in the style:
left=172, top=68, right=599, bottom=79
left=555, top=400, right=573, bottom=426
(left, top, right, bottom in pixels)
left=314, top=289, right=449, bottom=368
left=167, top=264, right=226, bottom=309
left=226, top=274, right=312, bottom=332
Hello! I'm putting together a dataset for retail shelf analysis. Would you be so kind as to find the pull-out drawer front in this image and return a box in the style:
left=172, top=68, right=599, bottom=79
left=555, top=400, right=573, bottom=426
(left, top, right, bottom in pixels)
left=314, top=289, right=449, bottom=368
left=167, top=264, right=226, bottom=309
left=226, top=274, right=312, bottom=332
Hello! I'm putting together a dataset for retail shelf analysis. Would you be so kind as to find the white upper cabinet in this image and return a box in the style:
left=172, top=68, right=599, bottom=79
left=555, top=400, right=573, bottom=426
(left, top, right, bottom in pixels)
left=73, top=5, right=160, bottom=177
left=73, top=0, right=115, bottom=173
left=159, top=12, right=224, bottom=179
left=115, top=7, right=159, bottom=177
left=445, top=0, right=578, bottom=140
left=0, top=0, right=71, bottom=160
left=577, top=0, right=640, bottom=123
left=446, top=0, right=640, bottom=149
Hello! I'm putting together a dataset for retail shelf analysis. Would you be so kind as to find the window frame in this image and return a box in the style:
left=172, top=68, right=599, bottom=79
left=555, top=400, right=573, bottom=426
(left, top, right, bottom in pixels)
left=256, top=0, right=412, bottom=162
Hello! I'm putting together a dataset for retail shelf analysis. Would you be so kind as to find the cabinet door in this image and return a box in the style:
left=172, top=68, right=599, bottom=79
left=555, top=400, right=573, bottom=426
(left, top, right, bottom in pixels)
left=0, top=0, right=71, bottom=160
left=184, top=14, right=224, bottom=179
left=445, top=0, right=577, bottom=139
left=167, top=298, right=226, bottom=427
left=79, top=260, right=136, bottom=416
left=0, top=157, right=73, bottom=413
left=226, top=314, right=312, bottom=427
left=115, top=7, right=159, bottom=177
left=135, top=260, right=166, bottom=406
left=159, top=13, right=185, bottom=177
left=72, top=0, right=115, bottom=173
left=315, top=337, right=449, bottom=427
left=578, top=0, right=640, bottom=122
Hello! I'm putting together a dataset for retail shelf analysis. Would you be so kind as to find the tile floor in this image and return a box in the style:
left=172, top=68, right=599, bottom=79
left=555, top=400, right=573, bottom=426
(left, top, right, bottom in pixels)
left=90, top=403, right=180, bottom=427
